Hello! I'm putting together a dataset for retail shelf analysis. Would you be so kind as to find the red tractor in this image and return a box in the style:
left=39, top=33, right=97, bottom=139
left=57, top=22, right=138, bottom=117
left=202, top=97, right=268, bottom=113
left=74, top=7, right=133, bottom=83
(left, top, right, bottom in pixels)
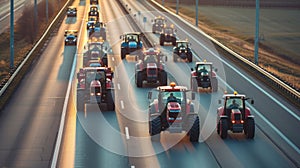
left=148, top=82, right=200, bottom=142
left=191, top=61, right=218, bottom=92
left=217, top=91, right=255, bottom=139
left=83, top=40, right=108, bottom=67
left=135, top=48, right=167, bottom=88
left=76, top=67, right=114, bottom=112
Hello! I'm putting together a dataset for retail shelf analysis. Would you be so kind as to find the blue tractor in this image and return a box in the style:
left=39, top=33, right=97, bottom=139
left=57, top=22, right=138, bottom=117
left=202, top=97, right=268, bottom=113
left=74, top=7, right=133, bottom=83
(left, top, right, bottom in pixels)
left=120, top=32, right=143, bottom=59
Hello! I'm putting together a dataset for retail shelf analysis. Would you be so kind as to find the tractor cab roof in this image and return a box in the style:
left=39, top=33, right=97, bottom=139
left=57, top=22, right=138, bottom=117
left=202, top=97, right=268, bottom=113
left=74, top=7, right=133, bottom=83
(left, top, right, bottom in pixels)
left=195, top=61, right=213, bottom=66
left=157, top=82, right=188, bottom=92
left=223, top=91, right=246, bottom=99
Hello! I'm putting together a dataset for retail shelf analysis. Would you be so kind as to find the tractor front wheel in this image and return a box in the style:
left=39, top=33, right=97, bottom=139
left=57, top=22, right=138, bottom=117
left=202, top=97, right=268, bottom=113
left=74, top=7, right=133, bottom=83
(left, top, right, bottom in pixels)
left=150, top=116, right=162, bottom=141
left=220, top=119, right=228, bottom=139
left=246, top=119, right=255, bottom=139
left=188, top=115, right=200, bottom=142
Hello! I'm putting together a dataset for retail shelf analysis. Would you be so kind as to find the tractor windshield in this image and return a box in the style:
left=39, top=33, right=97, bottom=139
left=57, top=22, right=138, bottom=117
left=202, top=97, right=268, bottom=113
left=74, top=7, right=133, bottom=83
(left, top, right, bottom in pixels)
left=162, top=91, right=183, bottom=104
left=197, top=64, right=211, bottom=76
left=177, top=42, right=187, bottom=48
left=126, top=34, right=138, bottom=42
left=164, top=28, right=173, bottom=34
left=155, top=19, right=163, bottom=25
left=226, top=97, right=243, bottom=109
left=144, top=54, right=158, bottom=63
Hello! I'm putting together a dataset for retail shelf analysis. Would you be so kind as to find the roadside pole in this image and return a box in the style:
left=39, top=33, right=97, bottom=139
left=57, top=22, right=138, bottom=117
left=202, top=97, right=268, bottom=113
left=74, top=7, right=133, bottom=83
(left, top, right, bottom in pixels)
left=10, top=0, right=14, bottom=69
left=254, top=0, right=260, bottom=65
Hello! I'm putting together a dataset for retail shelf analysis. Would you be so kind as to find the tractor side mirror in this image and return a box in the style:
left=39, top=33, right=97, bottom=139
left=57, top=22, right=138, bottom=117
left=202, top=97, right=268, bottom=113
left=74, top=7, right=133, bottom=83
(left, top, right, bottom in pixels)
left=191, top=92, right=195, bottom=100
left=191, top=68, right=194, bottom=71
left=148, top=92, right=152, bottom=99
left=218, top=100, right=222, bottom=104
left=251, top=100, right=254, bottom=104
left=120, top=35, right=123, bottom=39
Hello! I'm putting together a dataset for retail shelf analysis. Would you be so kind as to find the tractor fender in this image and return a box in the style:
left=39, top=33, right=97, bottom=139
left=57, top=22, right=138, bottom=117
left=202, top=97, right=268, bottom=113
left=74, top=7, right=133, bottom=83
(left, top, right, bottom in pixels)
left=245, top=107, right=252, bottom=117
left=121, top=42, right=128, bottom=48
left=247, top=115, right=255, bottom=119
left=212, top=71, right=217, bottom=78
left=149, top=99, right=159, bottom=113
left=217, top=107, right=225, bottom=116
left=219, top=115, right=228, bottom=119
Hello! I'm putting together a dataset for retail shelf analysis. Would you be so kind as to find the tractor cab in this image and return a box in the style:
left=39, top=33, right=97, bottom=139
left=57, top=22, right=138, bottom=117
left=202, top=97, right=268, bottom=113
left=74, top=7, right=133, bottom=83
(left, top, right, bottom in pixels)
left=191, top=61, right=218, bottom=92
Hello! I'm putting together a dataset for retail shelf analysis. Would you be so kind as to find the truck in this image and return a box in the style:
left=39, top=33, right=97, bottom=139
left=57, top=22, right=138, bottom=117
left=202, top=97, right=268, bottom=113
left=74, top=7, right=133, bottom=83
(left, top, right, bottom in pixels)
left=76, top=67, right=114, bottom=112
left=190, top=61, right=218, bottom=92
left=148, top=82, right=200, bottom=142
left=135, top=48, right=167, bottom=87
left=217, top=91, right=255, bottom=139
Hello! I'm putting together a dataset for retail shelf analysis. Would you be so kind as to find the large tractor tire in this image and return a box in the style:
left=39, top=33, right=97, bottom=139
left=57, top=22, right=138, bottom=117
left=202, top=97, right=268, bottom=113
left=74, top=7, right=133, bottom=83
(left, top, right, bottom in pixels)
left=211, top=78, right=218, bottom=92
left=77, top=90, right=85, bottom=112
left=220, top=118, right=228, bottom=139
left=121, top=48, right=126, bottom=59
left=188, top=115, right=200, bottom=142
left=187, top=53, right=193, bottom=62
left=160, top=71, right=167, bottom=86
left=102, top=57, right=108, bottom=67
left=106, top=91, right=115, bottom=111
left=246, top=118, right=255, bottom=139
left=136, top=71, right=143, bottom=88
left=160, top=36, right=164, bottom=46
left=172, top=40, right=176, bottom=46
left=150, top=116, right=162, bottom=141
left=217, top=122, right=220, bottom=134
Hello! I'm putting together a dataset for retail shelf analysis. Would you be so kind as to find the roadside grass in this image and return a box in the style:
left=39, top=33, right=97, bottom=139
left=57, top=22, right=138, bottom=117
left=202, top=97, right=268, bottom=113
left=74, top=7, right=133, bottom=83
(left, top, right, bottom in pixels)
left=163, top=2, right=300, bottom=90
left=0, top=0, right=64, bottom=85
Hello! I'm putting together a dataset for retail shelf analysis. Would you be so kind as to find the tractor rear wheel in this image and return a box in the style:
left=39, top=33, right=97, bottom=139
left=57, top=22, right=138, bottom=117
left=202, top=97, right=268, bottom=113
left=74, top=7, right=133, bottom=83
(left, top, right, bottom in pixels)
left=106, top=91, right=115, bottom=111
left=188, top=115, right=200, bottom=142
left=121, top=48, right=126, bottom=59
left=160, top=71, right=167, bottom=86
left=217, top=122, right=220, bottom=134
left=188, top=53, right=193, bottom=62
left=160, top=36, right=164, bottom=46
left=246, top=119, right=255, bottom=139
left=77, top=90, right=85, bottom=112
left=150, top=116, right=161, bottom=141
left=220, top=118, right=228, bottom=139
left=136, top=71, right=143, bottom=88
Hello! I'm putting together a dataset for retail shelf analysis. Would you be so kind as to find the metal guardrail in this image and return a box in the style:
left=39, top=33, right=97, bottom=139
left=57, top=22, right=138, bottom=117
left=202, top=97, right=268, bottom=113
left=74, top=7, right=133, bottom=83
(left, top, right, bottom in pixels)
left=0, top=0, right=72, bottom=98
left=149, top=0, right=300, bottom=102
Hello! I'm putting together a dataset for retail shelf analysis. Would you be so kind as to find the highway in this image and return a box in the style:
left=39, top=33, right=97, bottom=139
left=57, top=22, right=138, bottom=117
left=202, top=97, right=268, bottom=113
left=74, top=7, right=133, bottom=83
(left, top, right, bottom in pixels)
left=0, top=0, right=299, bottom=167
